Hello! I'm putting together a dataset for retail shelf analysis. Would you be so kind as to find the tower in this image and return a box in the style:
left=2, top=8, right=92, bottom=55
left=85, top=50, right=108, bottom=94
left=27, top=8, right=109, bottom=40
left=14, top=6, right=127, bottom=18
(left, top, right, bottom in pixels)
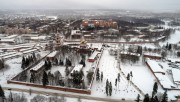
left=55, top=34, right=64, bottom=50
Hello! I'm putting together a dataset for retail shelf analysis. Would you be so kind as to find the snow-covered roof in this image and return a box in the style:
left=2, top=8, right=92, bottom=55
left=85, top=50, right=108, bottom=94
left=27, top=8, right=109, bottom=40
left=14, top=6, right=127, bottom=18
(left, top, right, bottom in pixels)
left=47, top=51, right=58, bottom=58
left=0, top=39, right=15, bottom=43
left=172, top=68, right=180, bottom=82
left=156, top=36, right=165, bottom=40
left=149, top=29, right=164, bottom=32
left=147, top=60, right=165, bottom=73
left=0, top=46, right=30, bottom=50
left=3, top=53, right=21, bottom=59
left=0, top=52, right=16, bottom=57
left=31, top=61, right=44, bottom=71
left=20, top=48, right=34, bottom=52
left=31, top=36, right=47, bottom=40
left=5, top=35, right=18, bottom=39
left=155, top=73, right=176, bottom=89
left=22, top=49, right=38, bottom=54
left=71, top=64, right=83, bottom=73
left=144, top=53, right=161, bottom=57
left=167, top=58, right=180, bottom=63
left=120, top=51, right=140, bottom=56
left=71, top=30, right=82, bottom=35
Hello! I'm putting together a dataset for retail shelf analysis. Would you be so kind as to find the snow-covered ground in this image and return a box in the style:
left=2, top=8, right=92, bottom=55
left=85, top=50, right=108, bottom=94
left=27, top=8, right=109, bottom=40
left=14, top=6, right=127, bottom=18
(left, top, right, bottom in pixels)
left=0, top=57, right=23, bottom=84
left=91, top=48, right=142, bottom=100
left=120, top=62, right=156, bottom=95
left=159, top=30, right=180, bottom=46
left=1, top=42, right=180, bottom=101
left=0, top=50, right=49, bottom=86
left=120, top=57, right=180, bottom=100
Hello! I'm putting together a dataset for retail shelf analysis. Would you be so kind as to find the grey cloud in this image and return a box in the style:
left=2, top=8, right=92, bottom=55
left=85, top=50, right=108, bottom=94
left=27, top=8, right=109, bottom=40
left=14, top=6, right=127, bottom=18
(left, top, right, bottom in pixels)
left=0, top=0, right=180, bottom=11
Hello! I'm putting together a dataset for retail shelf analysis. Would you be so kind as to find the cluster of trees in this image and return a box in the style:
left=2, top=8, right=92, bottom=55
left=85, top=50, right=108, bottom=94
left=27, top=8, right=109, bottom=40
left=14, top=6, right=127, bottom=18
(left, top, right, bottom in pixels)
left=31, top=95, right=65, bottom=102
left=0, top=27, right=31, bottom=34
left=53, top=58, right=64, bottom=66
left=30, top=72, right=36, bottom=83
left=59, top=59, right=64, bottom=65
left=32, top=70, right=64, bottom=86
left=0, top=59, right=5, bottom=70
left=143, top=47, right=161, bottom=54
left=134, top=18, right=165, bottom=25
left=0, top=85, right=5, bottom=102
left=169, top=21, right=180, bottom=26
left=127, top=71, right=133, bottom=82
left=71, top=70, right=85, bottom=88
left=1, top=84, right=67, bottom=102
left=65, top=66, right=70, bottom=76
left=105, top=79, right=112, bottom=96
left=65, top=58, right=72, bottom=66
left=87, top=71, right=94, bottom=84
left=141, top=29, right=172, bottom=42
left=96, top=68, right=103, bottom=82
left=117, top=19, right=148, bottom=28
left=121, top=54, right=139, bottom=64
left=79, top=59, right=86, bottom=67
left=18, top=71, right=27, bottom=82
left=52, top=57, right=73, bottom=67
left=44, top=59, right=52, bottom=70
left=177, top=52, right=180, bottom=57
left=0, top=85, right=27, bottom=102
left=115, top=73, right=121, bottom=87
left=128, top=45, right=142, bottom=55
left=160, top=29, right=174, bottom=42
left=161, top=43, right=174, bottom=58
left=42, top=71, right=49, bottom=86
left=161, top=51, right=167, bottom=59
left=143, top=82, right=168, bottom=102
left=21, top=53, right=37, bottom=69
left=137, top=46, right=143, bottom=55
left=143, top=91, right=168, bottom=102
left=165, top=43, right=172, bottom=50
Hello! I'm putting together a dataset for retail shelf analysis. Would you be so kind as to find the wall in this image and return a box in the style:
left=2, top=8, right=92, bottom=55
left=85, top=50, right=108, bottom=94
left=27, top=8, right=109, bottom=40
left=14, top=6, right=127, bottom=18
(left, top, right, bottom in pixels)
left=7, top=80, right=91, bottom=94
left=144, top=55, right=162, bottom=60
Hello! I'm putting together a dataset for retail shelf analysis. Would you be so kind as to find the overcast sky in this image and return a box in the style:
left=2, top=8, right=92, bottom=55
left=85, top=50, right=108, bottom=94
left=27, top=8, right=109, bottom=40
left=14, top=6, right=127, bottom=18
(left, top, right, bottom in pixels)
left=0, top=0, right=180, bottom=11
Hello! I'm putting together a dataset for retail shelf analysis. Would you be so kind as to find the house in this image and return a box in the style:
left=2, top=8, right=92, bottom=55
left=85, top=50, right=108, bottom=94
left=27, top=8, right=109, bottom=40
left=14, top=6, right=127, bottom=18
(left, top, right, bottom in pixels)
left=88, top=51, right=100, bottom=62
left=84, top=33, right=95, bottom=39
left=0, top=35, right=24, bottom=44
left=46, top=51, right=59, bottom=61
left=144, top=53, right=162, bottom=60
left=71, top=30, right=82, bottom=39
left=88, top=43, right=103, bottom=52
left=172, top=68, right=180, bottom=85
left=70, top=64, right=83, bottom=74
left=99, top=29, right=119, bottom=38
left=30, top=36, right=47, bottom=41
left=81, top=20, right=118, bottom=29
left=30, top=61, right=45, bottom=74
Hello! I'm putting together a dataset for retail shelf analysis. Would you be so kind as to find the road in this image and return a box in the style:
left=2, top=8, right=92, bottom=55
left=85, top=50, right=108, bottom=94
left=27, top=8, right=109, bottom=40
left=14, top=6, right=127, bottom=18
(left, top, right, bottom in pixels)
left=65, top=40, right=155, bottom=44
left=2, top=87, right=136, bottom=102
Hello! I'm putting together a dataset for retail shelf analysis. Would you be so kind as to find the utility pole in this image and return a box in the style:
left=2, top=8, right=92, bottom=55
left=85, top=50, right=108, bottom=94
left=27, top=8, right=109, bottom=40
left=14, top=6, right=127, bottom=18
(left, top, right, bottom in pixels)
left=8, top=88, right=13, bottom=102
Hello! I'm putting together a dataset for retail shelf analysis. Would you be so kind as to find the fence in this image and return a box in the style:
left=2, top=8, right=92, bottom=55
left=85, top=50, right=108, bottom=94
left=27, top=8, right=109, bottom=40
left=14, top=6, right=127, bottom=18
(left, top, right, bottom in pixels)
left=8, top=50, right=104, bottom=95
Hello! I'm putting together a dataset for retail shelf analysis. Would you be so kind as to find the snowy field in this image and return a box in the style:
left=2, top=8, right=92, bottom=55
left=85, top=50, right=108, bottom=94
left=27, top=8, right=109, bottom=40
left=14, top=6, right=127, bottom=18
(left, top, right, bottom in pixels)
left=91, top=48, right=142, bottom=100
left=0, top=57, right=23, bottom=85
left=120, top=58, right=180, bottom=100
left=159, top=30, right=180, bottom=46
left=1, top=42, right=180, bottom=101
left=120, top=62, right=156, bottom=95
